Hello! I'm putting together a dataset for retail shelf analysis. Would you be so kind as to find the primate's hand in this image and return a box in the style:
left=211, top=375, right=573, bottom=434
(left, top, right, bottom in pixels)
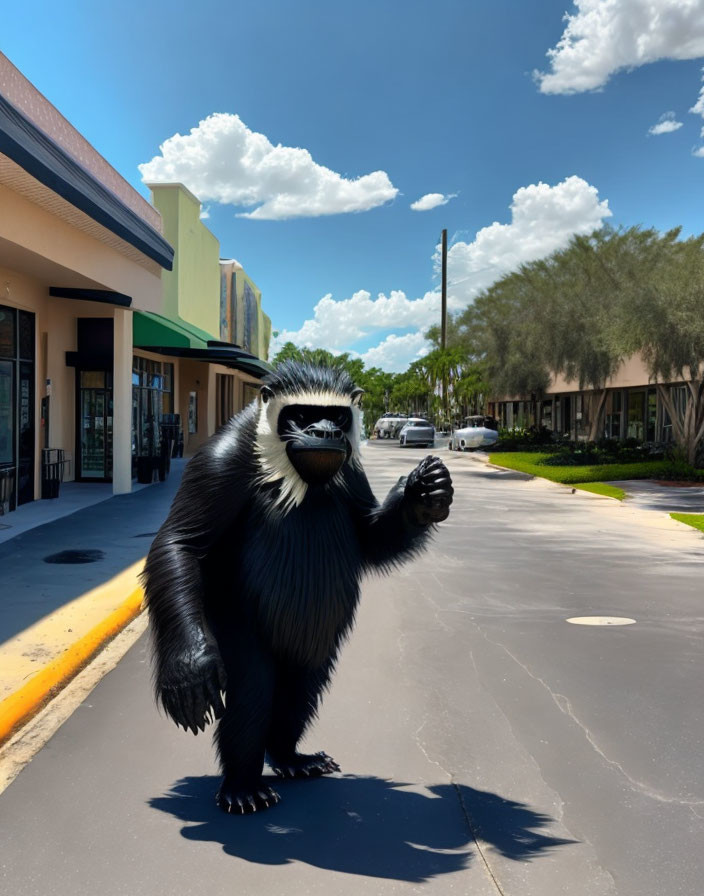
left=157, top=628, right=227, bottom=734
left=403, top=456, right=454, bottom=527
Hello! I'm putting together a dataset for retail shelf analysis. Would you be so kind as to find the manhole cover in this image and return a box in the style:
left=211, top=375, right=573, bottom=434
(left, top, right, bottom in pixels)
left=43, top=549, right=105, bottom=564
left=566, top=616, right=636, bottom=626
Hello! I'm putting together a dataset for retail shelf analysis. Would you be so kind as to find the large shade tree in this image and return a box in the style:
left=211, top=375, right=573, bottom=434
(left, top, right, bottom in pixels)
left=618, top=229, right=704, bottom=464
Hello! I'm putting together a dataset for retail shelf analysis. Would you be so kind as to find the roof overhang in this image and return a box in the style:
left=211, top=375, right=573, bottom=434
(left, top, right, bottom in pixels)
left=0, top=94, right=174, bottom=271
left=137, top=344, right=272, bottom=379
left=50, top=286, right=131, bottom=307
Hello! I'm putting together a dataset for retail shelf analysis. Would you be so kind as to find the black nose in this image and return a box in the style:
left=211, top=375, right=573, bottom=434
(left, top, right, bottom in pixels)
left=304, top=420, right=343, bottom=440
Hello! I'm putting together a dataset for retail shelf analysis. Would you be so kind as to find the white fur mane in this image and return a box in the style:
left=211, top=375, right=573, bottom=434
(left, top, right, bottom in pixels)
left=254, top=388, right=363, bottom=517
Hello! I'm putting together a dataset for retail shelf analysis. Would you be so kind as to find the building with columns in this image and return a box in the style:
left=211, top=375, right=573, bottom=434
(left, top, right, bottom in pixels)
left=0, top=52, right=173, bottom=512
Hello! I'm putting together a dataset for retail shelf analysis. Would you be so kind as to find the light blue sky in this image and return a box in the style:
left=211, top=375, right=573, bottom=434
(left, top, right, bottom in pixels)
left=3, top=0, right=704, bottom=368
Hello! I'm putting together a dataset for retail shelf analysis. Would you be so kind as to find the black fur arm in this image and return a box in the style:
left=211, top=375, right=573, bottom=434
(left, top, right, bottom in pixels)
left=142, top=418, right=252, bottom=733
left=351, top=456, right=453, bottom=571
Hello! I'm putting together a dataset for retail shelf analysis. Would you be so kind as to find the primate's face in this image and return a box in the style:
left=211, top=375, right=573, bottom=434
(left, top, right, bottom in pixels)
left=256, top=387, right=363, bottom=509
left=276, top=404, right=353, bottom=439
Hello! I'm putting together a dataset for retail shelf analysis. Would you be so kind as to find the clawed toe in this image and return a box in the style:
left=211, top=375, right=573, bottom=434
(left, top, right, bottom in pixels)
left=270, top=751, right=340, bottom=779
left=216, top=783, right=280, bottom=814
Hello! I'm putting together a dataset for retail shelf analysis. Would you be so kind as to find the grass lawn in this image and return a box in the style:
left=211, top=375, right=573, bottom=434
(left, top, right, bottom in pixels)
left=670, top=513, right=704, bottom=533
left=488, top=451, right=673, bottom=496
left=572, top=482, right=626, bottom=500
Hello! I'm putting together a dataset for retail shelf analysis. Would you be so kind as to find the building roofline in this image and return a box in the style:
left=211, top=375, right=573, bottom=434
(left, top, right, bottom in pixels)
left=0, top=94, right=174, bottom=271
left=145, top=181, right=203, bottom=208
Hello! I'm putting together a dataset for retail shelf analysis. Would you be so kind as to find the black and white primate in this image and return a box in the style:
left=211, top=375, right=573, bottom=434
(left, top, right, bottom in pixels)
left=143, top=362, right=453, bottom=814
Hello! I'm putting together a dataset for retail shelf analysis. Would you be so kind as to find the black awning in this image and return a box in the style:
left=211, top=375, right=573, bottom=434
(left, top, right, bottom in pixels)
left=0, top=95, right=174, bottom=271
left=136, top=343, right=272, bottom=379
left=50, top=287, right=131, bottom=307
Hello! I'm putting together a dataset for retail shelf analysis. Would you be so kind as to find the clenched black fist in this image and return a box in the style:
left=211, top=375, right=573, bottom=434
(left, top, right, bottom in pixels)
left=403, top=455, right=454, bottom=527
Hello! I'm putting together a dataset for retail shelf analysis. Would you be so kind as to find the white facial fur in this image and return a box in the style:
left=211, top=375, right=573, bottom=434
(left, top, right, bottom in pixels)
left=255, top=388, right=363, bottom=516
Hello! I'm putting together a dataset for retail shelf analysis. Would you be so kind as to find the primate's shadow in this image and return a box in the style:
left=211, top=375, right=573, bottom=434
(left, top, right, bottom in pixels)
left=149, top=775, right=574, bottom=883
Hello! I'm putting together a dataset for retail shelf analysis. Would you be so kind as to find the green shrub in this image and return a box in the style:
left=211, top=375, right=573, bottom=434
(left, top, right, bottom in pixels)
left=496, top=427, right=558, bottom=452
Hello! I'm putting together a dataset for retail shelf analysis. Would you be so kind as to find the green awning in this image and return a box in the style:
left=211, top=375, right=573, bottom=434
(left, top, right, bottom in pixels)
left=133, top=311, right=272, bottom=380
left=133, top=311, right=214, bottom=350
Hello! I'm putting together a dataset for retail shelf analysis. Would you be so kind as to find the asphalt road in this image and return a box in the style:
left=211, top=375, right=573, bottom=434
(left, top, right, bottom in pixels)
left=2, top=442, right=704, bottom=895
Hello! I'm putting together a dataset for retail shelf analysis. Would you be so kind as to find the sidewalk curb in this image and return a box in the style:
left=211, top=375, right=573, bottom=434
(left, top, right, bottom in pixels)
left=0, top=587, right=145, bottom=747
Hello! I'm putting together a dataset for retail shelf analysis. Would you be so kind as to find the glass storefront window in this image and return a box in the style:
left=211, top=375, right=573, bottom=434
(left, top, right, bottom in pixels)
left=627, top=391, right=645, bottom=440
left=647, top=389, right=657, bottom=442
left=132, top=356, right=174, bottom=461
left=18, top=311, right=34, bottom=361
left=0, top=360, right=13, bottom=464
left=0, top=309, right=15, bottom=358
left=0, top=306, right=35, bottom=506
left=81, top=370, right=105, bottom=389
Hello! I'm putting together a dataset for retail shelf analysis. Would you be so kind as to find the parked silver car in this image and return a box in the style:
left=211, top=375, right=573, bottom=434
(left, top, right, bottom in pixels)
left=449, top=415, right=499, bottom=451
left=399, top=418, right=435, bottom=447
left=373, top=413, right=408, bottom=439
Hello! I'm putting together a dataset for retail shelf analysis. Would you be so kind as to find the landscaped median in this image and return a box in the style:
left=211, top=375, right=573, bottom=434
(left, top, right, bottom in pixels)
left=487, top=451, right=681, bottom=500
left=670, top=513, right=704, bottom=533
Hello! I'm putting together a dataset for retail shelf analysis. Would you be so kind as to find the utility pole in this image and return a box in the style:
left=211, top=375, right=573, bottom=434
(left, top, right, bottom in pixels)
left=441, top=228, right=448, bottom=350
left=440, top=228, right=448, bottom=429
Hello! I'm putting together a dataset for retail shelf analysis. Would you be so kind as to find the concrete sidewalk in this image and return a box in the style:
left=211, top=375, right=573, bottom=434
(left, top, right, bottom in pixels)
left=0, top=462, right=185, bottom=744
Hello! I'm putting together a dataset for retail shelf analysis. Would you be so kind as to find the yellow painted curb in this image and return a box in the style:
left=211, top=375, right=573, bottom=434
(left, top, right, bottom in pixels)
left=0, top=586, right=145, bottom=746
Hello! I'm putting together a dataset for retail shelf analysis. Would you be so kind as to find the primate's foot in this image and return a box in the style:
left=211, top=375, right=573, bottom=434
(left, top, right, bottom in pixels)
left=269, top=751, right=340, bottom=778
left=216, top=780, right=280, bottom=814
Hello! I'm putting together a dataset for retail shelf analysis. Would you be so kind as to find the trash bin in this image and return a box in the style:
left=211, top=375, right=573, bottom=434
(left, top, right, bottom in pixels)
left=0, top=467, right=14, bottom=514
left=41, top=448, right=68, bottom=499
left=136, top=455, right=157, bottom=484
left=158, top=414, right=181, bottom=480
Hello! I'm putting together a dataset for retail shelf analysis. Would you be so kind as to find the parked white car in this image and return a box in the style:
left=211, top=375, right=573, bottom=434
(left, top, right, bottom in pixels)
left=449, top=416, right=499, bottom=451
left=399, top=418, right=435, bottom=447
left=373, top=413, right=408, bottom=439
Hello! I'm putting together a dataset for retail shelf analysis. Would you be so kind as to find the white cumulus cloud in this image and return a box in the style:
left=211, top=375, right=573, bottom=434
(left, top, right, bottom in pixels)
left=648, top=111, right=684, bottom=134
left=359, top=332, right=432, bottom=372
left=271, top=176, right=611, bottom=372
left=139, top=113, right=398, bottom=220
left=535, top=0, right=704, bottom=95
left=445, top=176, right=611, bottom=304
left=691, top=68, right=704, bottom=116
left=410, top=192, right=457, bottom=211
left=270, top=288, right=452, bottom=362
left=692, top=145, right=704, bottom=156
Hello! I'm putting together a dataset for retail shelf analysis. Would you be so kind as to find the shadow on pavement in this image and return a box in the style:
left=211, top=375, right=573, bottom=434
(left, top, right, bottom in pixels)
left=463, top=469, right=533, bottom=481
left=150, top=774, right=574, bottom=883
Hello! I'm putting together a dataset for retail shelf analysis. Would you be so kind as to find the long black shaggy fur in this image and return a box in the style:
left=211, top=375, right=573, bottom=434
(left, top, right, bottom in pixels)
left=142, top=362, right=453, bottom=815
left=262, top=359, right=358, bottom=399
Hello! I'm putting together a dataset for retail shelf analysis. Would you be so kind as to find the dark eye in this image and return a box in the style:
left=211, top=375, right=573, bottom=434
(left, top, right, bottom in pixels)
left=334, top=409, right=351, bottom=430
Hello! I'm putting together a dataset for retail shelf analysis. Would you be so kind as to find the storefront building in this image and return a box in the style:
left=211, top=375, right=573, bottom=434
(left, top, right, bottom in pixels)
left=219, top=258, right=271, bottom=361
left=0, top=53, right=174, bottom=512
left=137, top=183, right=271, bottom=459
left=489, top=353, right=686, bottom=444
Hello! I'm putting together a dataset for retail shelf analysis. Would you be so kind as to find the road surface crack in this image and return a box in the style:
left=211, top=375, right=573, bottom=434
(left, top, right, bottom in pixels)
left=475, top=625, right=704, bottom=811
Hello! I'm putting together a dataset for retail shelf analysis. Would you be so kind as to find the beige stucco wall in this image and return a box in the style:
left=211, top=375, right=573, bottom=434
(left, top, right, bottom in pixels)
left=0, top=262, right=132, bottom=495
left=547, top=352, right=678, bottom=395
left=176, top=357, right=261, bottom=457
left=0, top=185, right=163, bottom=312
